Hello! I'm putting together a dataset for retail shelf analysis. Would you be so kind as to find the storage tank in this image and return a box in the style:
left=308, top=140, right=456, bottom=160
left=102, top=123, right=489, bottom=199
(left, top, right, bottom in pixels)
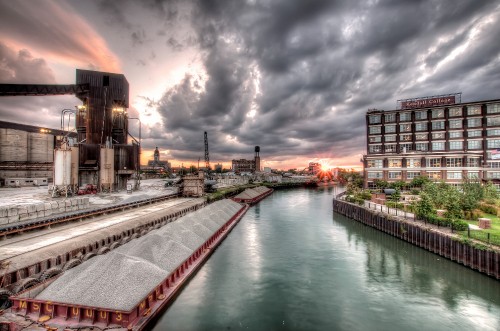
left=100, top=147, right=114, bottom=191
left=70, top=147, right=79, bottom=187
left=53, top=149, right=72, bottom=186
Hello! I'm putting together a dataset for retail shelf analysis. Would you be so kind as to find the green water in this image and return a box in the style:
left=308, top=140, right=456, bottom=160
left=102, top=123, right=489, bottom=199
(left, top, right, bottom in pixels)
left=151, top=188, right=500, bottom=331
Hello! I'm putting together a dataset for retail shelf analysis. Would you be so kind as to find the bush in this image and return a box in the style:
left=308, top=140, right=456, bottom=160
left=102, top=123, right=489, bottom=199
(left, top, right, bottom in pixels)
left=425, top=214, right=451, bottom=227
left=410, top=189, right=420, bottom=195
left=452, top=220, right=469, bottom=231
left=386, top=201, right=403, bottom=209
left=478, top=203, right=497, bottom=215
left=463, top=209, right=482, bottom=220
left=359, top=190, right=372, bottom=200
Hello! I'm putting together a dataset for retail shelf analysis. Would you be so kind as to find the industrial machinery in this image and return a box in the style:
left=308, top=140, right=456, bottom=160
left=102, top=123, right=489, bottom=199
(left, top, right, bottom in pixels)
left=0, top=69, right=140, bottom=193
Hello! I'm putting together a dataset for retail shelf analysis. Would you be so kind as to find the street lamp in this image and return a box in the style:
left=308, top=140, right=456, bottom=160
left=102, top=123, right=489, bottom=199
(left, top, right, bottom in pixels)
left=129, top=117, right=141, bottom=189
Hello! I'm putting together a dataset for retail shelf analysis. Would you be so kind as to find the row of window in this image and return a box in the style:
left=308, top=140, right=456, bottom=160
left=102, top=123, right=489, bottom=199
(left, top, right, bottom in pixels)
left=367, top=104, right=500, bottom=124
left=366, top=157, right=481, bottom=168
left=368, top=140, right=489, bottom=153
left=368, top=129, right=500, bottom=143
left=368, top=118, right=500, bottom=134
left=366, top=171, right=482, bottom=180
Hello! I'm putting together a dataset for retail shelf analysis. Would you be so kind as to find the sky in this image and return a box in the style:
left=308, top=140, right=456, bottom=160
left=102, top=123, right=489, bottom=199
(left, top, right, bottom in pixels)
left=1, top=0, right=500, bottom=170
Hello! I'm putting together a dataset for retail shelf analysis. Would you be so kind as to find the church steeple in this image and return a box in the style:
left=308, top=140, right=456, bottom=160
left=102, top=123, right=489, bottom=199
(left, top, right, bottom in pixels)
left=154, top=147, right=160, bottom=163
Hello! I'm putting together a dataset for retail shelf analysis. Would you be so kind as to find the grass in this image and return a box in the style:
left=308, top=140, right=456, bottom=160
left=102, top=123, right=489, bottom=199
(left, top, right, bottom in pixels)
left=458, top=212, right=500, bottom=247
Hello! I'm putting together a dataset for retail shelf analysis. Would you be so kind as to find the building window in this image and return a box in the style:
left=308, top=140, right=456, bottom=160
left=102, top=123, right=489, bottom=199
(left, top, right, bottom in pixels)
left=448, top=107, right=462, bottom=117
left=467, top=158, right=480, bottom=167
left=415, top=111, right=427, bottom=120
left=385, top=135, right=396, bottom=142
left=432, top=142, right=445, bottom=151
left=486, top=104, right=500, bottom=114
left=449, top=141, right=463, bottom=150
left=427, top=171, right=442, bottom=179
left=467, top=118, right=482, bottom=128
left=487, top=172, right=500, bottom=179
left=487, top=139, right=500, bottom=149
left=399, top=112, right=411, bottom=122
left=416, top=142, right=428, bottom=151
left=415, top=122, right=428, bottom=131
left=432, top=132, right=445, bottom=139
left=388, top=159, right=402, bottom=167
left=385, top=113, right=396, bottom=123
left=369, top=136, right=382, bottom=143
left=385, top=125, right=396, bottom=133
left=369, top=126, right=382, bottom=134
left=431, top=121, right=445, bottom=130
left=489, top=162, right=500, bottom=168
left=468, top=130, right=482, bottom=137
left=369, top=115, right=381, bottom=124
left=427, top=158, right=442, bottom=167
left=406, top=171, right=421, bottom=179
left=367, top=159, right=383, bottom=168
left=432, top=109, right=445, bottom=118
left=487, top=117, right=500, bottom=127
left=407, top=158, right=421, bottom=168
left=447, top=172, right=462, bottom=179
left=467, top=171, right=479, bottom=179
left=400, top=134, right=412, bottom=142
left=449, top=119, right=462, bottom=129
left=415, top=133, right=428, bottom=140
left=467, top=140, right=482, bottom=150
left=487, top=129, right=500, bottom=136
left=385, top=144, right=397, bottom=153
left=449, top=131, right=463, bottom=138
left=467, top=105, right=482, bottom=116
left=369, top=145, right=382, bottom=153
left=388, top=171, right=402, bottom=179
left=446, top=158, right=463, bottom=167
left=400, top=124, right=412, bottom=132
left=367, top=172, right=383, bottom=179
left=400, top=143, right=412, bottom=153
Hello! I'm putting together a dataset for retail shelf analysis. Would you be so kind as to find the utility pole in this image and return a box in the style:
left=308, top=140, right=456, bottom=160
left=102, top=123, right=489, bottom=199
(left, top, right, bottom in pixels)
left=204, top=131, right=210, bottom=171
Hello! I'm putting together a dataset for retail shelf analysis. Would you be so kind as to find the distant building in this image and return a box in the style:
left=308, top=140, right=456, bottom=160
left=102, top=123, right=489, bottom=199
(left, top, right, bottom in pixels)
left=214, top=163, right=223, bottom=172
left=263, top=167, right=272, bottom=173
left=309, top=162, right=321, bottom=174
left=231, top=146, right=262, bottom=173
left=142, top=147, right=171, bottom=177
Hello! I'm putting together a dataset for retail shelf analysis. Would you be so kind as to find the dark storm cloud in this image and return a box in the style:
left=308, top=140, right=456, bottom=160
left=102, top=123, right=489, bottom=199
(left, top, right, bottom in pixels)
left=0, top=43, right=56, bottom=84
left=149, top=0, right=500, bottom=164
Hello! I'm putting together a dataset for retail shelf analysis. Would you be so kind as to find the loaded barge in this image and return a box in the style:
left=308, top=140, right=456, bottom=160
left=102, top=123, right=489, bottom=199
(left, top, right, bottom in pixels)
left=232, top=186, right=273, bottom=205
left=3, top=199, right=249, bottom=330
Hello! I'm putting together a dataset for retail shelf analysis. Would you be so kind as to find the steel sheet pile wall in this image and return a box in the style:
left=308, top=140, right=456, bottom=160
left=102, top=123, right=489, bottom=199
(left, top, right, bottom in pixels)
left=233, top=186, right=273, bottom=203
left=332, top=199, right=500, bottom=279
left=10, top=199, right=245, bottom=329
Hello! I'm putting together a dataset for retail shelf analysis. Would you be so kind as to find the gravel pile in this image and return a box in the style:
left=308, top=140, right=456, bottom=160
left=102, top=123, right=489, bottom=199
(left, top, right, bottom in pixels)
left=234, top=186, right=271, bottom=200
left=36, top=199, right=243, bottom=311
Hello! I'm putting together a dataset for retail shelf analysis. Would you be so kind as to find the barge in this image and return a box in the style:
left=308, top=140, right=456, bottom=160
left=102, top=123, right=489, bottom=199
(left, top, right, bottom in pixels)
left=232, top=186, right=273, bottom=204
left=3, top=199, right=249, bottom=330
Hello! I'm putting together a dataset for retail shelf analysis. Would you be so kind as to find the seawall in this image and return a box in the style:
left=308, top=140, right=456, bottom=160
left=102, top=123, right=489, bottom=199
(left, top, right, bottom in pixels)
left=332, top=199, right=500, bottom=279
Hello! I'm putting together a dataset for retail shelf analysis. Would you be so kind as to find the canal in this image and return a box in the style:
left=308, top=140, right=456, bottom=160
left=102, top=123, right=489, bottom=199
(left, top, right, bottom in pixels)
left=152, top=187, right=500, bottom=331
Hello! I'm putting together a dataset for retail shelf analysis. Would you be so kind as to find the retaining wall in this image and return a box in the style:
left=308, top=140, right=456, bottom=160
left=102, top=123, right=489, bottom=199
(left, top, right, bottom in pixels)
left=0, top=197, right=90, bottom=226
left=332, top=199, right=500, bottom=279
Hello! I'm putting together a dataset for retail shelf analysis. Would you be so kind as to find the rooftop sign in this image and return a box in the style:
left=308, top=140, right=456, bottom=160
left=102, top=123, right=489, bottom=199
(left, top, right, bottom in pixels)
left=397, top=93, right=461, bottom=110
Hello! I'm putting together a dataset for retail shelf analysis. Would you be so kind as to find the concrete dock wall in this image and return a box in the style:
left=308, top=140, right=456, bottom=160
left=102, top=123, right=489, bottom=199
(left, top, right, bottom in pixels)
left=332, top=199, right=500, bottom=279
left=0, top=197, right=90, bottom=226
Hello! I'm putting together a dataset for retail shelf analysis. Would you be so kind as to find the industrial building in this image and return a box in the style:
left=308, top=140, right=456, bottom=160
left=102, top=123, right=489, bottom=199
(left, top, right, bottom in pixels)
left=0, top=69, right=140, bottom=193
left=232, top=146, right=261, bottom=173
left=363, top=94, right=500, bottom=189
left=0, top=121, right=76, bottom=186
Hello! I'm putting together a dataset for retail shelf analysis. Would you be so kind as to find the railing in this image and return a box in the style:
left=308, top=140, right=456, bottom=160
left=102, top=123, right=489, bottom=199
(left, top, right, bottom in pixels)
left=363, top=201, right=416, bottom=221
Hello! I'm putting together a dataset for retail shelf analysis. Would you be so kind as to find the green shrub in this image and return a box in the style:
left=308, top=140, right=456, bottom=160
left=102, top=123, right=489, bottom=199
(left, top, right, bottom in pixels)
left=478, top=203, right=497, bottom=215
left=452, top=220, right=469, bottom=231
left=359, top=190, right=372, bottom=200
left=410, top=189, right=420, bottom=195
left=425, top=214, right=450, bottom=226
left=386, top=201, right=403, bottom=209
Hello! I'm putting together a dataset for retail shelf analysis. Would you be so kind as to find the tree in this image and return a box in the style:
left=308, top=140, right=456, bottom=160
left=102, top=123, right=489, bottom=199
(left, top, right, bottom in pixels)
left=483, top=181, right=498, bottom=202
left=410, top=175, right=431, bottom=188
left=460, top=178, right=483, bottom=213
left=390, top=180, right=406, bottom=191
left=444, top=187, right=462, bottom=219
left=373, top=179, right=389, bottom=190
left=415, top=192, right=435, bottom=219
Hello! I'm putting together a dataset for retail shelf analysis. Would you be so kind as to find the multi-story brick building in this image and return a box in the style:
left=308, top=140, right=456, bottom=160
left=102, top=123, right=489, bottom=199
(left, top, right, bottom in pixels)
left=363, top=94, right=500, bottom=189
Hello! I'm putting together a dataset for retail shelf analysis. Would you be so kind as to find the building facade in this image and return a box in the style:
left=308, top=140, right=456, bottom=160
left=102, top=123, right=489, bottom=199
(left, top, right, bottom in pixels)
left=363, top=96, right=500, bottom=188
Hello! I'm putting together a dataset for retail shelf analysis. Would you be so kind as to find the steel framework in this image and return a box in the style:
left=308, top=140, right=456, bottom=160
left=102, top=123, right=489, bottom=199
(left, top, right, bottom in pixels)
left=204, top=131, right=210, bottom=170
left=0, top=84, right=89, bottom=96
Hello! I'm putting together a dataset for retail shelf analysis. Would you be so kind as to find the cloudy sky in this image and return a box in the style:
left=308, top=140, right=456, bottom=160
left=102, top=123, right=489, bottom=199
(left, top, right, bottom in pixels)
left=1, top=0, right=500, bottom=170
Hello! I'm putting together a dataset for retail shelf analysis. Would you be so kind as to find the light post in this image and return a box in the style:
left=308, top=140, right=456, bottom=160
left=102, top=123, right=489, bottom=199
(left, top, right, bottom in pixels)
left=128, top=117, right=141, bottom=190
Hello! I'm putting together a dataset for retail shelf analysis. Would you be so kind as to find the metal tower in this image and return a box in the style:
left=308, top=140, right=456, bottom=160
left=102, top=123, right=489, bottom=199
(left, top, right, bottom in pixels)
left=204, top=131, right=210, bottom=171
